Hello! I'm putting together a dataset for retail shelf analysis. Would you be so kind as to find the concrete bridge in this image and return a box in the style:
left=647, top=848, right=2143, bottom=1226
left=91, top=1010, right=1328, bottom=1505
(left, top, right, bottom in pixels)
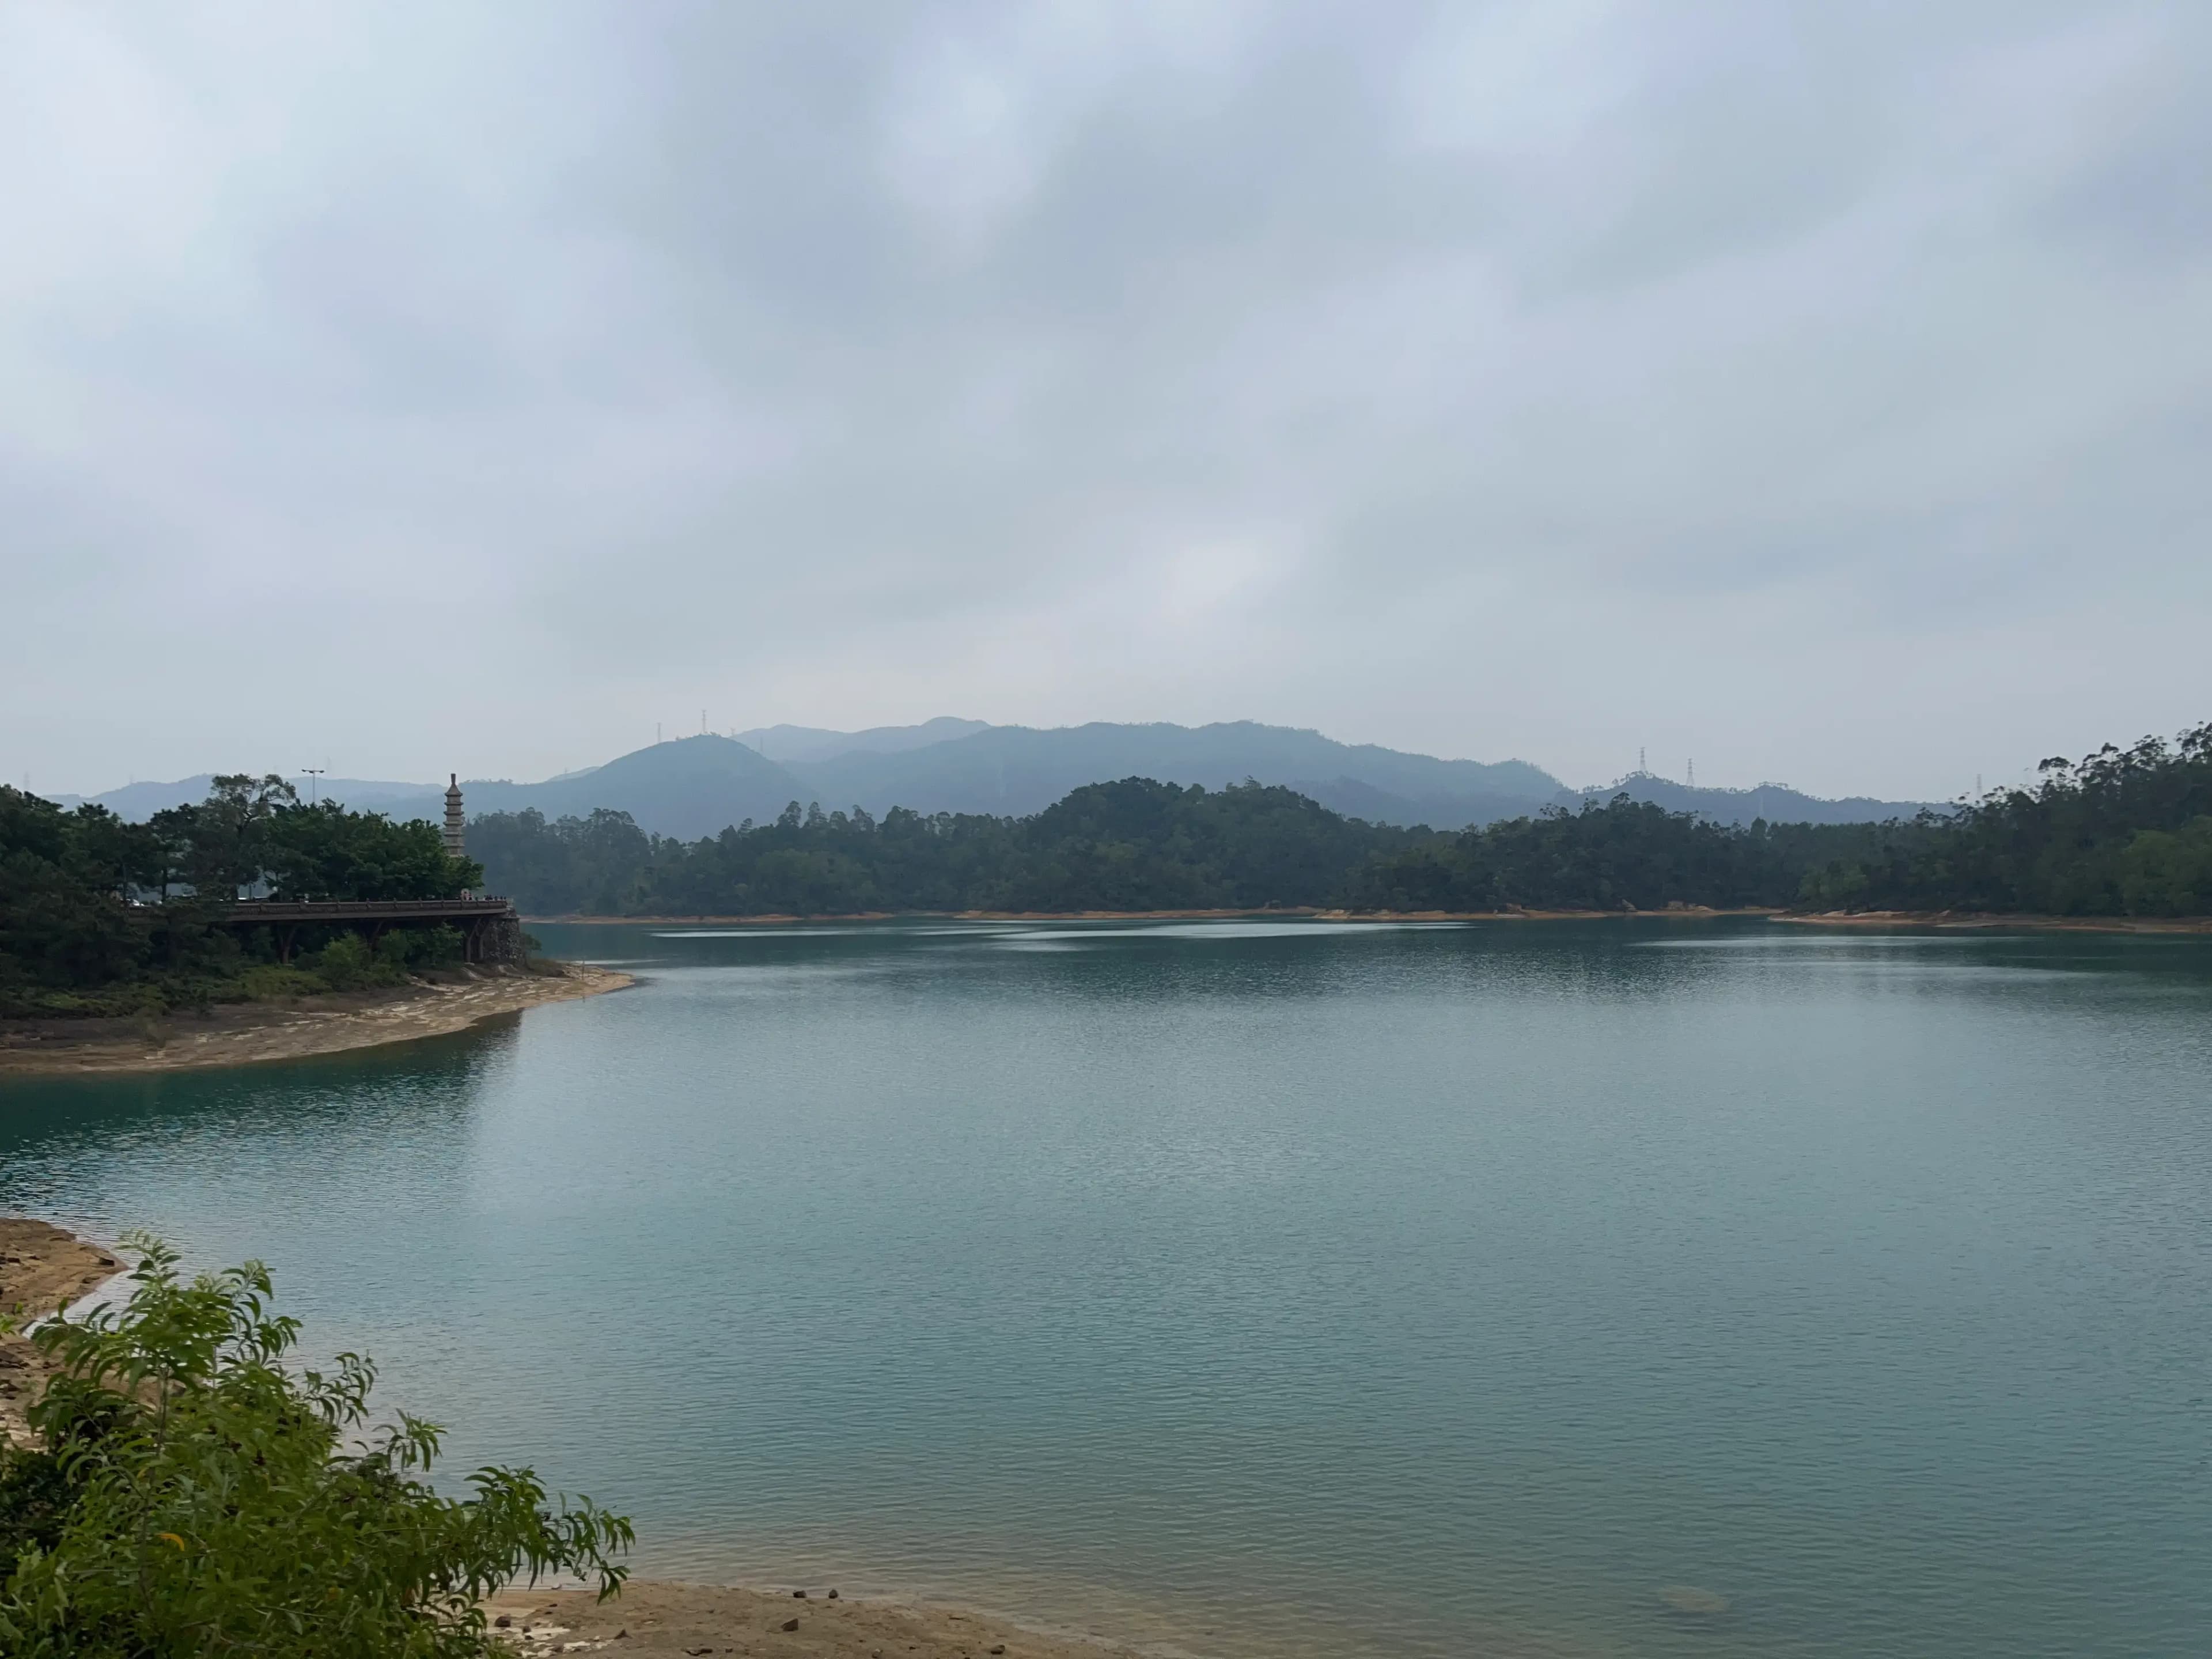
left=225, top=897, right=524, bottom=965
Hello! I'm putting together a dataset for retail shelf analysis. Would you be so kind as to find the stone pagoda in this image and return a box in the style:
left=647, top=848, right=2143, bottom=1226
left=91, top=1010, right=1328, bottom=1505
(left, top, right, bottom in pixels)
left=442, top=774, right=465, bottom=858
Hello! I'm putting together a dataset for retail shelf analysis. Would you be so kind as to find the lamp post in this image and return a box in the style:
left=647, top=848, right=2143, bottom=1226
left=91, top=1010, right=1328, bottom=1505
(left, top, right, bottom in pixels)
left=301, top=767, right=325, bottom=804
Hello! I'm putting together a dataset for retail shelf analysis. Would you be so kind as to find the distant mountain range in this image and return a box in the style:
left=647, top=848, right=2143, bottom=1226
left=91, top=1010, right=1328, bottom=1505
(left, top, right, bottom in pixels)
left=45, top=720, right=1940, bottom=836
left=1563, top=773, right=1941, bottom=826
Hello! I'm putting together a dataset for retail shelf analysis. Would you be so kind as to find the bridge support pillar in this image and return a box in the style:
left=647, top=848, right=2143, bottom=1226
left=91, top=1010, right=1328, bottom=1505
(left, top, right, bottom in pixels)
left=466, top=915, right=525, bottom=966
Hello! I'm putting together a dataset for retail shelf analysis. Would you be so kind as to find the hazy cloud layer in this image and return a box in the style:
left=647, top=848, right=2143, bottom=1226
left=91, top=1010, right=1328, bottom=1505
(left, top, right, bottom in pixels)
left=5, top=1, right=2207, bottom=800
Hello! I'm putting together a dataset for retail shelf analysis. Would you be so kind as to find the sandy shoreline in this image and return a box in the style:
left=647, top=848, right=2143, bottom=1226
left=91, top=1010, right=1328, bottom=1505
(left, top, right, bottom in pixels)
left=1315, top=905, right=1777, bottom=922
left=530, top=906, right=1777, bottom=925
left=485, top=1582, right=1146, bottom=1659
left=0, top=1218, right=126, bottom=1446
left=537, top=906, right=2211, bottom=935
left=1774, top=910, right=2212, bottom=935
left=0, top=962, right=633, bottom=1078
left=528, top=909, right=1321, bottom=924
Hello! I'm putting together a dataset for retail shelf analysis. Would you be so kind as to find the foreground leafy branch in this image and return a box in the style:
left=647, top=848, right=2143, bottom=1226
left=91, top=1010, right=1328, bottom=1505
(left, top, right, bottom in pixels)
left=0, top=1238, right=630, bottom=1657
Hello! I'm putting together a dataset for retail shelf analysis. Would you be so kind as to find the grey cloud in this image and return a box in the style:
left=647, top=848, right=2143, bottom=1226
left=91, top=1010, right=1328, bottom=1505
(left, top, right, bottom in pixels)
left=3, top=0, right=2207, bottom=802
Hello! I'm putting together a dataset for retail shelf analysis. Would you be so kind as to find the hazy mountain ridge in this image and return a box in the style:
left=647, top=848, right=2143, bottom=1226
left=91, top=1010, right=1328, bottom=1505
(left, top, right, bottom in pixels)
left=735, top=716, right=991, bottom=764
left=1562, top=775, right=1942, bottom=828
left=453, top=737, right=802, bottom=836
left=778, top=722, right=1563, bottom=823
left=46, top=721, right=1937, bottom=838
left=1288, top=777, right=1574, bottom=832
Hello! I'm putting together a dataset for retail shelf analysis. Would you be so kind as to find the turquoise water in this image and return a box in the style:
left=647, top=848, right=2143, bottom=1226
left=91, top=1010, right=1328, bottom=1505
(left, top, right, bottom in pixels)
left=4, top=919, right=2211, bottom=1657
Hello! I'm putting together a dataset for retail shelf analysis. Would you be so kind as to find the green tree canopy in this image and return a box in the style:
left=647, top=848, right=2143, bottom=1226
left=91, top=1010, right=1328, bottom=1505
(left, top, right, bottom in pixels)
left=0, top=1240, right=630, bottom=1658
left=0, top=782, right=486, bottom=1015
left=260, top=802, right=482, bottom=903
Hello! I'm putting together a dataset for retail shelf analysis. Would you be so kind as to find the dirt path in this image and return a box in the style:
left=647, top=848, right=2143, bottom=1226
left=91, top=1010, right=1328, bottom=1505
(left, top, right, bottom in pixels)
left=0, top=1218, right=125, bottom=1446
left=0, top=964, right=633, bottom=1077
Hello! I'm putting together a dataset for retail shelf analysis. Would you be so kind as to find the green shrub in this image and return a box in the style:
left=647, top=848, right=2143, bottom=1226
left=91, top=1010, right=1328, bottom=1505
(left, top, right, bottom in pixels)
left=0, top=1446, right=71, bottom=1586
left=365, top=925, right=465, bottom=974
left=306, top=934, right=409, bottom=992
left=0, top=983, right=169, bottom=1021
left=400, top=924, right=467, bottom=969
left=2118, top=817, right=2212, bottom=916
left=0, top=1239, right=631, bottom=1656
left=314, top=933, right=373, bottom=990
left=233, top=964, right=328, bottom=1001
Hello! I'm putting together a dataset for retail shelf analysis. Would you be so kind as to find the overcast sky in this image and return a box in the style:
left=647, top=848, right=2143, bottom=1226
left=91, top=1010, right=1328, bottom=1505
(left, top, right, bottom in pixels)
left=5, top=2, right=2207, bottom=801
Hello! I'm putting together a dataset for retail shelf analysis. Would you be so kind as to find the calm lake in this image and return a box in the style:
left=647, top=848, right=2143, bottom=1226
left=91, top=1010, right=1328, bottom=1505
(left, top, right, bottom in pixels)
left=4, top=919, right=2210, bottom=1657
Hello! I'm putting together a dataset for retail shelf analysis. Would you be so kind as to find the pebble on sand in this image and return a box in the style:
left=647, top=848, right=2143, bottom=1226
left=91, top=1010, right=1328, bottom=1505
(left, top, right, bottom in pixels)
left=1657, top=1585, right=1729, bottom=1616
left=780, top=1619, right=801, bottom=1633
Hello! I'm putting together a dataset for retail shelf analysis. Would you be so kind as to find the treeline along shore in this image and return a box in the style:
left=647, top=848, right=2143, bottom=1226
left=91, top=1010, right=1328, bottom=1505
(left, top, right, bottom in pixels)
left=472, top=719, right=2212, bottom=921
left=7, top=718, right=2209, bottom=1025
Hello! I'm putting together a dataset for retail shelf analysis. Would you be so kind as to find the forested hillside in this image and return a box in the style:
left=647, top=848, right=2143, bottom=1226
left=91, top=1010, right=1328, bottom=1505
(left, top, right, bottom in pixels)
left=1351, top=722, right=2211, bottom=915
left=468, top=780, right=1419, bottom=915
left=469, top=721, right=2211, bottom=920
left=1887, top=725, right=2212, bottom=914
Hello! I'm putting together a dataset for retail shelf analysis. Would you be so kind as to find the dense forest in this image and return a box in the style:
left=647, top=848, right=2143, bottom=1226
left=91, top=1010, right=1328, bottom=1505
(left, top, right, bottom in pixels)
left=467, top=721, right=2211, bottom=920
left=467, top=779, right=1418, bottom=916
left=0, top=776, right=480, bottom=1016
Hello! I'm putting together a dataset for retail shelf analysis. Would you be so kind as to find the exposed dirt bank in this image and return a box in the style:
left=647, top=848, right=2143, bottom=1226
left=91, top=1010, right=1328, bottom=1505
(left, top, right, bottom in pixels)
left=0, top=963, right=633, bottom=1078
left=529, top=907, right=1781, bottom=925
left=0, top=1218, right=125, bottom=1446
left=527, top=910, right=1322, bottom=924
left=1774, top=911, right=2212, bottom=935
left=1316, top=906, right=1775, bottom=922
left=487, top=1582, right=1141, bottom=1659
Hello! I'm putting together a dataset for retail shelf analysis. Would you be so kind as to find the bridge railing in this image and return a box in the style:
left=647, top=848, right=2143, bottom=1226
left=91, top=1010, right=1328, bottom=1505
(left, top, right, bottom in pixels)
left=224, top=897, right=516, bottom=922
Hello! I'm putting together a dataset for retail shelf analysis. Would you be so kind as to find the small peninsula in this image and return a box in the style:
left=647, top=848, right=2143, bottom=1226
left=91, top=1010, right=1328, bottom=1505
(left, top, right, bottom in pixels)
left=1, top=774, right=629, bottom=1075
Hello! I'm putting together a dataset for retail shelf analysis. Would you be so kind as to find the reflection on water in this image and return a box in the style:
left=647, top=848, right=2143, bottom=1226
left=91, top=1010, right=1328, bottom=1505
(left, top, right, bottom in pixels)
left=5, top=919, right=2211, bottom=1659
